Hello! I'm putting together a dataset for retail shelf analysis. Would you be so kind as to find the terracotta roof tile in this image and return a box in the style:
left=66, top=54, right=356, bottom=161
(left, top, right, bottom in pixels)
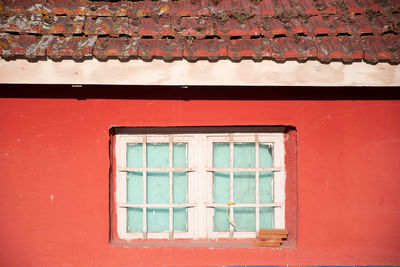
left=183, top=38, right=227, bottom=61
left=172, top=0, right=209, bottom=17
left=40, top=15, right=85, bottom=35
left=0, top=33, right=52, bottom=58
left=93, top=36, right=139, bottom=59
left=316, top=36, right=363, bottom=63
left=44, top=0, right=87, bottom=16
left=297, top=0, right=337, bottom=16
left=86, top=1, right=129, bottom=17
left=129, top=17, right=172, bottom=37
left=47, top=35, right=96, bottom=59
left=215, top=17, right=260, bottom=38
left=271, top=36, right=316, bottom=61
left=363, top=35, right=400, bottom=64
left=0, top=0, right=399, bottom=63
left=256, top=0, right=275, bottom=16
left=129, top=0, right=171, bottom=18
left=139, top=38, right=182, bottom=61
left=85, top=16, right=129, bottom=37
left=228, top=38, right=270, bottom=61
left=3, top=0, right=45, bottom=15
left=173, top=17, right=214, bottom=38
left=0, top=13, right=42, bottom=34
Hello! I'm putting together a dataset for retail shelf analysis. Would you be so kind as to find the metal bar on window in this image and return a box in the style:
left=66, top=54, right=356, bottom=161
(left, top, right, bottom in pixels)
left=119, top=203, right=198, bottom=208
left=118, top=167, right=196, bottom=172
left=205, top=203, right=284, bottom=208
left=206, top=167, right=282, bottom=172
left=255, top=134, right=260, bottom=235
left=119, top=202, right=283, bottom=208
left=229, top=134, right=234, bottom=240
left=169, top=135, right=173, bottom=241
left=142, top=135, right=147, bottom=240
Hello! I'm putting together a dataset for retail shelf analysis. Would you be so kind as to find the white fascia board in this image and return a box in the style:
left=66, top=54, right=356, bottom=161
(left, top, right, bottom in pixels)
left=0, top=58, right=400, bottom=86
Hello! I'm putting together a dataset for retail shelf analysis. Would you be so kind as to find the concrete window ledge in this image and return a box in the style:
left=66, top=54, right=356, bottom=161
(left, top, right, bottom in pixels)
left=0, top=59, right=399, bottom=86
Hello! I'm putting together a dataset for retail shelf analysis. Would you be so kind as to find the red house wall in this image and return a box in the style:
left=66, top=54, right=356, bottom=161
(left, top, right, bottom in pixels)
left=0, top=87, right=399, bottom=266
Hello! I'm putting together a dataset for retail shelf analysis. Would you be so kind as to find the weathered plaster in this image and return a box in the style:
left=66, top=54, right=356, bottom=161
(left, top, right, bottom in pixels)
left=1, top=59, right=400, bottom=86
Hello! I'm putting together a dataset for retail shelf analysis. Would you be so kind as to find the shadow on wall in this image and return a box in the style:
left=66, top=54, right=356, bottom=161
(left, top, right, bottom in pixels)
left=0, top=84, right=400, bottom=100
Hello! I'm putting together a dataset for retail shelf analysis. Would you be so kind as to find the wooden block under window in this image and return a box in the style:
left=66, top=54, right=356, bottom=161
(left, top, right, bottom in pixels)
left=258, top=234, right=287, bottom=240
left=253, top=229, right=288, bottom=247
left=259, top=229, right=288, bottom=236
left=253, top=239, right=282, bottom=247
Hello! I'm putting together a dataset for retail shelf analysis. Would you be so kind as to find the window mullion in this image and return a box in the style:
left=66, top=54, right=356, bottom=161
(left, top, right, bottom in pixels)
left=142, top=135, right=147, bottom=240
left=229, top=134, right=234, bottom=240
left=169, top=135, right=174, bottom=240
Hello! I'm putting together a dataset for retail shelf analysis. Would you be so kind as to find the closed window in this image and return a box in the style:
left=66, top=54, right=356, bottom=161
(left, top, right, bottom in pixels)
left=112, top=127, right=292, bottom=243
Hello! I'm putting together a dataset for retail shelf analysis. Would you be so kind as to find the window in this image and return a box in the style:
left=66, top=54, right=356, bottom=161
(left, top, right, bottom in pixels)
left=111, top=127, right=296, bottom=245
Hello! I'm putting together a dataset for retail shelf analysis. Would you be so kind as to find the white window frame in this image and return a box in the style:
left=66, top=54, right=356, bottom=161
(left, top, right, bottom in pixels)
left=115, top=132, right=286, bottom=241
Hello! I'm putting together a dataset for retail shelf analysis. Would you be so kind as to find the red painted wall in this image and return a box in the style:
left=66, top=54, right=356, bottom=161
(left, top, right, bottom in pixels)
left=1, top=89, right=400, bottom=266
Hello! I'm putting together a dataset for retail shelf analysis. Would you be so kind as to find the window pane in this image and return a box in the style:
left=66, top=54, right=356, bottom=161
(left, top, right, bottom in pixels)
left=213, top=142, right=230, bottom=204
left=173, top=172, right=187, bottom=204
left=147, top=208, right=169, bottom=232
left=173, top=208, right=187, bottom=231
left=147, top=143, right=169, bottom=167
left=174, top=172, right=188, bottom=232
left=147, top=172, right=169, bottom=203
left=173, top=143, right=187, bottom=167
left=259, top=143, right=273, bottom=167
left=126, top=143, right=143, bottom=233
left=234, top=143, right=255, bottom=168
left=234, top=171, right=255, bottom=203
left=127, top=172, right=143, bottom=204
left=127, top=144, right=142, bottom=167
left=260, top=143, right=274, bottom=203
left=213, top=143, right=230, bottom=168
left=233, top=208, right=256, bottom=231
left=127, top=208, right=142, bottom=233
left=234, top=207, right=256, bottom=231
left=260, top=207, right=274, bottom=229
left=234, top=143, right=255, bottom=203
left=214, top=207, right=230, bottom=231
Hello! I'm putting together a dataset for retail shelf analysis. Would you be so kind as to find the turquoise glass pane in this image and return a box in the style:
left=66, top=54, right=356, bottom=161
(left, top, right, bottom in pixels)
left=127, top=172, right=143, bottom=204
left=173, top=208, right=187, bottom=231
left=174, top=172, right=188, bottom=232
left=173, top=143, right=188, bottom=231
left=233, top=143, right=256, bottom=230
left=259, top=143, right=274, bottom=204
left=213, top=143, right=230, bottom=204
left=214, top=207, right=230, bottom=231
left=234, top=207, right=256, bottom=231
left=233, top=143, right=256, bottom=205
left=173, top=143, right=187, bottom=167
left=259, top=143, right=273, bottom=168
left=147, top=208, right=169, bottom=232
left=147, top=171, right=168, bottom=234
left=260, top=207, right=274, bottom=228
left=126, top=144, right=143, bottom=233
left=127, top=208, right=142, bottom=232
left=147, top=172, right=169, bottom=204
left=234, top=143, right=255, bottom=168
left=213, top=143, right=230, bottom=230
left=213, top=143, right=230, bottom=168
left=260, top=144, right=274, bottom=227
left=234, top=171, right=255, bottom=204
left=147, top=143, right=169, bottom=167
left=173, top=172, right=187, bottom=203
left=127, top=144, right=143, bottom=168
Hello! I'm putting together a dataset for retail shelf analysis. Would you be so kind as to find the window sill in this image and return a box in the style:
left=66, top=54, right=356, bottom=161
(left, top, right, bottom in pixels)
left=110, top=238, right=296, bottom=248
